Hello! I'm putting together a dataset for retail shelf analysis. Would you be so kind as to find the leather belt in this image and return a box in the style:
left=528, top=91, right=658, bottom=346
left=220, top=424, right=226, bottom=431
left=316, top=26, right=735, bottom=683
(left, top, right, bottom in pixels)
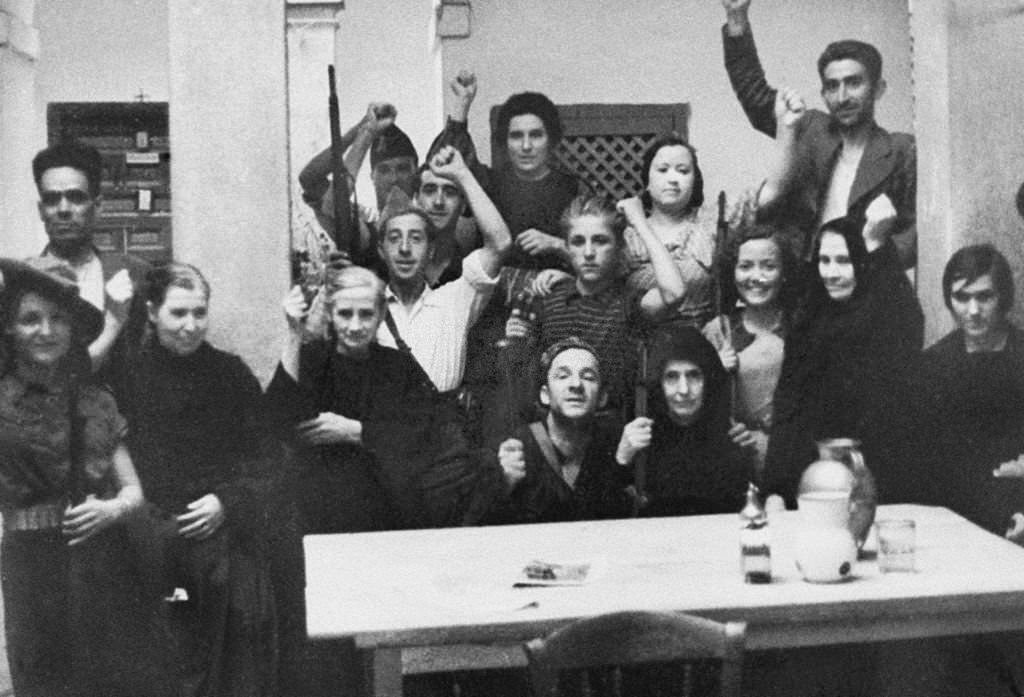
left=3, top=501, right=64, bottom=531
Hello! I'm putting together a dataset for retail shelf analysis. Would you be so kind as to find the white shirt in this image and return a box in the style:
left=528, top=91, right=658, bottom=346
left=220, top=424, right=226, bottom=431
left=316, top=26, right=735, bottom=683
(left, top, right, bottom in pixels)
left=819, top=143, right=865, bottom=226
left=42, top=249, right=105, bottom=310
left=377, top=249, right=498, bottom=392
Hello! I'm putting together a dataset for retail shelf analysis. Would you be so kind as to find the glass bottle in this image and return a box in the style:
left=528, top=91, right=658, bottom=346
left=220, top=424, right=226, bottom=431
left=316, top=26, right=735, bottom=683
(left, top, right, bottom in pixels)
left=740, top=482, right=772, bottom=584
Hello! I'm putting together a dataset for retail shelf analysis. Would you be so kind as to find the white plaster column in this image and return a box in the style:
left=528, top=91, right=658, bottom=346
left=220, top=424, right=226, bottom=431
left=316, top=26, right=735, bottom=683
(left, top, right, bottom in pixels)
left=286, top=0, right=344, bottom=260
left=284, top=0, right=443, bottom=256
left=910, top=0, right=956, bottom=343
left=911, top=0, right=1024, bottom=343
left=0, top=0, right=43, bottom=257
left=167, top=0, right=290, bottom=382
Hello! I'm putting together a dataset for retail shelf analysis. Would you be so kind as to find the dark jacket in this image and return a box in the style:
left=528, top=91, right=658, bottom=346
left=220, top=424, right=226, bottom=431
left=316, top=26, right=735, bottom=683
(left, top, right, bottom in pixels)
left=479, top=420, right=632, bottom=525
left=907, top=326, right=1024, bottom=534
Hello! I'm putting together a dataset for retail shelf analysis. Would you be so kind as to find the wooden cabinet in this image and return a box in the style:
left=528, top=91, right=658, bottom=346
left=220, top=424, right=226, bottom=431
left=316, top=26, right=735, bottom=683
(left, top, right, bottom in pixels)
left=47, top=102, right=172, bottom=262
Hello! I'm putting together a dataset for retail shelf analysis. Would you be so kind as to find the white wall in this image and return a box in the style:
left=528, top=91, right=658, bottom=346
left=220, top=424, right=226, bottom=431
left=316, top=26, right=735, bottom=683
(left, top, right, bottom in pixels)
left=912, top=0, right=1024, bottom=342
left=35, top=0, right=169, bottom=107
left=0, top=0, right=42, bottom=257
left=440, top=0, right=913, bottom=204
left=329, top=0, right=442, bottom=207
left=168, top=0, right=290, bottom=382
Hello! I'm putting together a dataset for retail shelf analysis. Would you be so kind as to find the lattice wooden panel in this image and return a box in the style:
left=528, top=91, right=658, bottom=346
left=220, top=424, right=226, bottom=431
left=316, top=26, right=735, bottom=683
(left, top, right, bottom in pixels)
left=555, top=133, right=659, bottom=200
left=489, top=102, right=689, bottom=202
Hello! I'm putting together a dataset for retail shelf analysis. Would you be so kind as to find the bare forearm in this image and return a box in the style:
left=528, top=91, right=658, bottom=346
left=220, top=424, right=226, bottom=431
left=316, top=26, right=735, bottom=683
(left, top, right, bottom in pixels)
left=281, top=333, right=302, bottom=383
left=87, top=312, right=124, bottom=372
left=456, top=171, right=510, bottom=275
left=298, top=119, right=365, bottom=194
left=635, top=223, right=685, bottom=310
left=111, top=443, right=144, bottom=512
left=343, top=127, right=375, bottom=179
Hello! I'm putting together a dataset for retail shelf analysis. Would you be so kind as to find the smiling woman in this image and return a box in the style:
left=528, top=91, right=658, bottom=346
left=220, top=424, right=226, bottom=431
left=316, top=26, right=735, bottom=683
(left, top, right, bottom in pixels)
left=116, top=262, right=289, bottom=696
left=0, top=257, right=169, bottom=696
left=764, top=217, right=923, bottom=506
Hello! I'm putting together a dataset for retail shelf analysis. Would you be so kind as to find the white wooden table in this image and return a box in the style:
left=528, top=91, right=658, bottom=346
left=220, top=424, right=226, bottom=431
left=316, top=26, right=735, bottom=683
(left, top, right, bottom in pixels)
left=304, top=505, right=1024, bottom=697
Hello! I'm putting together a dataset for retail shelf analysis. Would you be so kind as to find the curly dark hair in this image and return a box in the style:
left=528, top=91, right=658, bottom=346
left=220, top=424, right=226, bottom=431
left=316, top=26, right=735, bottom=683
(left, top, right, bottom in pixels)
left=32, top=140, right=103, bottom=198
left=717, top=222, right=799, bottom=316
left=494, top=91, right=564, bottom=153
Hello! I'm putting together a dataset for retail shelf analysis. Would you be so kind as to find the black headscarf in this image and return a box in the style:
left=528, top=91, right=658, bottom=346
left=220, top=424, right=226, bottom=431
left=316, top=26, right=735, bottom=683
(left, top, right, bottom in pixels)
left=642, top=326, right=748, bottom=516
left=647, top=325, right=730, bottom=439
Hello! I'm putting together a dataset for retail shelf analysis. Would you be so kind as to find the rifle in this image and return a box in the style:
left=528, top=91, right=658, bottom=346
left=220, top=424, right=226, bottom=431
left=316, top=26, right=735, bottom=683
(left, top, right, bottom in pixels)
left=327, top=65, right=356, bottom=256
left=631, top=342, right=649, bottom=517
left=715, top=190, right=737, bottom=417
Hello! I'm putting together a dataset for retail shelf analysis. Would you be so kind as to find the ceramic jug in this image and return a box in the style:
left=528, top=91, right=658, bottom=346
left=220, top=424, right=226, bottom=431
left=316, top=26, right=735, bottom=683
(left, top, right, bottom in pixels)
left=795, top=491, right=858, bottom=583
left=815, top=439, right=877, bottom=547
left=799, top=438, right=878, bottom=548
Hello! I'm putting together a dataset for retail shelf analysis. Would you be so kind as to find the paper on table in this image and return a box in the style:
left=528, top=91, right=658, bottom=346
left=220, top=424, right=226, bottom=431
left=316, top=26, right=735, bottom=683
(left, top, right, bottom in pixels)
left=514, top=557, right=608, bottom=587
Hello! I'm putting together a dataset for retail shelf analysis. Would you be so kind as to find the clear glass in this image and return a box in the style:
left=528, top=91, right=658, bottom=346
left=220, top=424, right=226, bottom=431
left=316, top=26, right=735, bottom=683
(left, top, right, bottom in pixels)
left=876, top=519, right=916, bottom=573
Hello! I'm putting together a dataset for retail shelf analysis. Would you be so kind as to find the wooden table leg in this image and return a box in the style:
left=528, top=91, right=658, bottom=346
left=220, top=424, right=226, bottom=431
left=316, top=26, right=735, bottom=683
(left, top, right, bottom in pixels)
left=362, top=648, right=403, bottom=697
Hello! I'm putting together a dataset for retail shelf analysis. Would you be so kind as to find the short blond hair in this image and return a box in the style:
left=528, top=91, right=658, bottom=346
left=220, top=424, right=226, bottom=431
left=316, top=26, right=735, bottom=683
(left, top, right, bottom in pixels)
left=326, top=265, right=386, bottom=312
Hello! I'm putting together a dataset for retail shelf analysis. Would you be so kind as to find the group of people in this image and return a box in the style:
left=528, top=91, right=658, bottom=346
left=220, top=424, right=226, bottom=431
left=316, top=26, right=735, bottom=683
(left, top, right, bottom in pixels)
left=3, top=1, right=1023, bottom=696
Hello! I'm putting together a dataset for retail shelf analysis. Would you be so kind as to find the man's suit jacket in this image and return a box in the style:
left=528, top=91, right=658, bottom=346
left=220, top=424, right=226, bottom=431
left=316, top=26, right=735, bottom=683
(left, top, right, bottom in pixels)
left=723, top=26, right=916, bottom=266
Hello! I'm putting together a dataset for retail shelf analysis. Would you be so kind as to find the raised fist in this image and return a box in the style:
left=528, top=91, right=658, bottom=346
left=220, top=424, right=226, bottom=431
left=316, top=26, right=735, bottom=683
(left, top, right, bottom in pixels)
left=363, top=102, right=397, bottom=135
left=774, top=87, right=806, bottom=130
left=451, top=70, right=478, bottom=102
left=429, top=145, right=468, bottom=180
left=498, top=438, right=526, bottom=490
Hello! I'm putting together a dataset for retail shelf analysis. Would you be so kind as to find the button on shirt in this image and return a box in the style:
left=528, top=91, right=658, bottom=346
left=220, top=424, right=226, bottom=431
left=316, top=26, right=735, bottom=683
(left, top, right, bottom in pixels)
left=378, top=249, right=498, bottom=392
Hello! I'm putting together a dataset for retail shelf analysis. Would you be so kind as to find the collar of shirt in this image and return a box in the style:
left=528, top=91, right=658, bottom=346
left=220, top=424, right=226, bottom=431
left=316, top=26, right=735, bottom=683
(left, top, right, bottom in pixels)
left=41, top=247, right=105, bottom=311
left=384, top=283, right=437, bottom=319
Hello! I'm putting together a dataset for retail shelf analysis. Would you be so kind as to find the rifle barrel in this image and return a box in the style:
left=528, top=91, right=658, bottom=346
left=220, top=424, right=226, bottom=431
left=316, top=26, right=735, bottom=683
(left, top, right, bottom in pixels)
left=327, top=65, right=354, bottom=255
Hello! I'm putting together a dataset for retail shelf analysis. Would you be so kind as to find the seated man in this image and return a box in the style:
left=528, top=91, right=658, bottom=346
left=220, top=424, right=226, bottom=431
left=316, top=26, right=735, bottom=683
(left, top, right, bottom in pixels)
left=32, top=140, right=149, bottom=385
left=721, top=0, right=916, bottom=267
left=910, top=244, right=1024, bottom=538
left=479, top=337, right=632, bottom=524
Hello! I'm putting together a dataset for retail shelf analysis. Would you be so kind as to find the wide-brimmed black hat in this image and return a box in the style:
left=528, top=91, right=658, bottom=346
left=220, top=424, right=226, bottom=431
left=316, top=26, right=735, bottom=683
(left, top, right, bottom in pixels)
left=0, top=257, right=104, bottom=346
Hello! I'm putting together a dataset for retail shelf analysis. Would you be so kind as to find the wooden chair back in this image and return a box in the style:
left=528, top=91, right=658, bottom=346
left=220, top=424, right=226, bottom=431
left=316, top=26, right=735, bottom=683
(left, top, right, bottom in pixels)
left=524, top=611, right=746, bottom=697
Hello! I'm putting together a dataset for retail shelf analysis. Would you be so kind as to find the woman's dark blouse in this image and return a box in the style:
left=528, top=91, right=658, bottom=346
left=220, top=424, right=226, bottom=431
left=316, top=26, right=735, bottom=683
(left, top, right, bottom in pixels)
left=0, top=368, right=124, bottom=508
left=264, top=340, right=436, bottom=530
left=120, top=340, right=270, bottom=518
